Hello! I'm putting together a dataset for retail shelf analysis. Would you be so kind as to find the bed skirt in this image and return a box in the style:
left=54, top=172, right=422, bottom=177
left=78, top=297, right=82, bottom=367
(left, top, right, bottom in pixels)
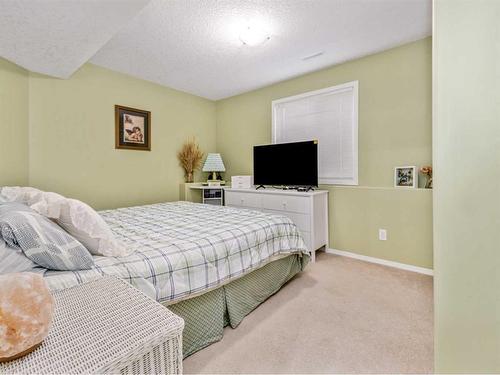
left=165, top=253, right=308, bottom=357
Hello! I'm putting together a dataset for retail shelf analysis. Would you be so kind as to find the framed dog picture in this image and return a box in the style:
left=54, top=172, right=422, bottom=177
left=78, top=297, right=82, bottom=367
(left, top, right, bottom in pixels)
left=115, top=105, right=151, bottom=151
left=394, top=166, right=417, bottom=188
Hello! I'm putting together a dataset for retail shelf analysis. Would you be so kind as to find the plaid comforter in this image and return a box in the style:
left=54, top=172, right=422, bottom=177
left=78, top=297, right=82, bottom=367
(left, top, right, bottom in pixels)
left=44, top=201, right=308, bottom=303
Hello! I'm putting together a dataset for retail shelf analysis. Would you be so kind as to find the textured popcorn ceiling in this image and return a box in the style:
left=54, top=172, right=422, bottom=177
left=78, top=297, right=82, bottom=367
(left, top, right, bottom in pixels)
left=0, top=0, right=149, bottom=78
left=0, top=0, right=431, bottom=99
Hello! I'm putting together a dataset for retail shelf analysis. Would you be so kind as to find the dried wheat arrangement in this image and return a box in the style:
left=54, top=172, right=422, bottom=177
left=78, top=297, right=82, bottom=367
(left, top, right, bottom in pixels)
left=178, top=138, right=204, bottom=183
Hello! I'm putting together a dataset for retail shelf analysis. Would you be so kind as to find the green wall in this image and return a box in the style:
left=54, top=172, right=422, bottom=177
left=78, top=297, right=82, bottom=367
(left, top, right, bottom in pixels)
left=1, top=39, right=432, bottom=270
left=0, top=58, right=29, bottom=185
left=216, top=38, right=433, bottom=269
left=434, top=1, right=500, bottom=372
left=28, top=64, right=216, bottom=209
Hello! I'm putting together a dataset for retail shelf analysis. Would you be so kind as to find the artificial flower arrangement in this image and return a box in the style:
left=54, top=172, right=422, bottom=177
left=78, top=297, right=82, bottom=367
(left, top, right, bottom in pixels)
left=420, top=166, right=433, bottom=188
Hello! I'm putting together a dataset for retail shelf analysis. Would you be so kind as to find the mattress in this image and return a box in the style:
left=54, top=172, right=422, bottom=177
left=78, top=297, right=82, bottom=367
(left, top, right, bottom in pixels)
left=43, top=201, right=309, bottom=303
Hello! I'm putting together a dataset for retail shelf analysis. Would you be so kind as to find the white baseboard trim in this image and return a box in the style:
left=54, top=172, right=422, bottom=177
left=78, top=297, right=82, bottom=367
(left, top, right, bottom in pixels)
left=325, top=248, right=434, bottom=276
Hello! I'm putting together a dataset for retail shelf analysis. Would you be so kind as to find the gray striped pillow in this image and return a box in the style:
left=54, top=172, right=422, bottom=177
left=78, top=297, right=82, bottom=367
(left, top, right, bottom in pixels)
left=0, top=238, right=40, bottom=274
left=0, top=202, right=94, bottom=271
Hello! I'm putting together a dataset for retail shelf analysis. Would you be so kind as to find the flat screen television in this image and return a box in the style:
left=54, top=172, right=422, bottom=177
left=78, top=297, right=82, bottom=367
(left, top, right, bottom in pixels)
left=253, top=141, right=318, bottom=188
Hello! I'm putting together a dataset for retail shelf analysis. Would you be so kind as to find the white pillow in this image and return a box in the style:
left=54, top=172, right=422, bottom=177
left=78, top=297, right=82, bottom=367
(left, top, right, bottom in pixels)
left=1, top=187, right=132, bottom=257
left=29, top=191, right=67, bottom=219
left=0, top=186, right=43, bottom=205
left=54, top=199, right=132, bottom=257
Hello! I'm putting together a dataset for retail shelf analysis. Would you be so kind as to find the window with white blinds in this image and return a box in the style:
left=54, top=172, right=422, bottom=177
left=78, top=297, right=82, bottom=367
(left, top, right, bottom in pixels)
left=272, top=81, right=358, bottom=185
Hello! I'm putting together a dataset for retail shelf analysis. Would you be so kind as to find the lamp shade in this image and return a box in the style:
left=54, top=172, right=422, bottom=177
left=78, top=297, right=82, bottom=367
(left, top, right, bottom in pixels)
left=202, top=153, right=226, bottom=172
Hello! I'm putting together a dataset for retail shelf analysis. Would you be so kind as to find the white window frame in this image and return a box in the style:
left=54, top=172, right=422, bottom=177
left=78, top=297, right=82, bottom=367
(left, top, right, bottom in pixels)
left=272, top=81, right=359, bottom=185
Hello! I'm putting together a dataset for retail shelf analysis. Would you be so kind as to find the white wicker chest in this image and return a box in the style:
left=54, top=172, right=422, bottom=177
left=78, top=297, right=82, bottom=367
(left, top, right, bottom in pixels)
left=0, top=276, right=184, bottom=374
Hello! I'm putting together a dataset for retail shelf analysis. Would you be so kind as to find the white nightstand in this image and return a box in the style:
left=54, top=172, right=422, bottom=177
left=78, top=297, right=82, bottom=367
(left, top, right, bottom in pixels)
left=192, top=185, right=225, bottom=206
left=181, top=183, right=229, bottom=206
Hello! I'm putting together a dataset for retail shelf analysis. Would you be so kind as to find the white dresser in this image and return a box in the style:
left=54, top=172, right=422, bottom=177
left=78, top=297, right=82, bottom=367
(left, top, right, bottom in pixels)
left=224, top=188, right=329, bottom=262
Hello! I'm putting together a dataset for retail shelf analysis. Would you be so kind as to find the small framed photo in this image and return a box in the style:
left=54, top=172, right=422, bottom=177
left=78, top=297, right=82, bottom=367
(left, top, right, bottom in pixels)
left=115, top=105, right=151, bottom=151
left=394, top=166, right=417, bottom=188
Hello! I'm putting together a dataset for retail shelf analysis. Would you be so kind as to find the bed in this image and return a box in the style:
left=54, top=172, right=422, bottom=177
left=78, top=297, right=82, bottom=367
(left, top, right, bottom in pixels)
left=43, top=201, right=310, bottom=356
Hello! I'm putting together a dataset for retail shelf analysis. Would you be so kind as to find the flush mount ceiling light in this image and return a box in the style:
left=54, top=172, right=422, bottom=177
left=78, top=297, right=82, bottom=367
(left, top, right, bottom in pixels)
left=239, top=25, right=270, bottom=46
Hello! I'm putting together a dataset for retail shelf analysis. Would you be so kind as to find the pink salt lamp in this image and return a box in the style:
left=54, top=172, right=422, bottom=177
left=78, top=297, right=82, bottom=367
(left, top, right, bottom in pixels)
left=0, top=273, right=54, bottom=362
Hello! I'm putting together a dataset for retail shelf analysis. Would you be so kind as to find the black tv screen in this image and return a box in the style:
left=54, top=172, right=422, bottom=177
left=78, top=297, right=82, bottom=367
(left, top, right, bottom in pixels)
left=253, top=141, right=318, bottom=187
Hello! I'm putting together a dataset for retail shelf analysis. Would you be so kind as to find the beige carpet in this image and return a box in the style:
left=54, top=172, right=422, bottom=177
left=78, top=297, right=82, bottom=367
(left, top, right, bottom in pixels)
left=183, top=252, right=433, bottom=374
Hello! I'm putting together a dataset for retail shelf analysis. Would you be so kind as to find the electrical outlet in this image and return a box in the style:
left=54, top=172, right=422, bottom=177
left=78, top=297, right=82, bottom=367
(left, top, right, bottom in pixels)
left=379, top=229, right=387, bottom=241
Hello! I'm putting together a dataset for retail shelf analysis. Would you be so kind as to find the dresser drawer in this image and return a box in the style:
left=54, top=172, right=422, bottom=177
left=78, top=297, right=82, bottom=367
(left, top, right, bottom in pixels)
left=225, top=191, right=261, bottom=209
left=263, top=209, right=311, bottom=233
left=261, top=194, right=310, bottom=214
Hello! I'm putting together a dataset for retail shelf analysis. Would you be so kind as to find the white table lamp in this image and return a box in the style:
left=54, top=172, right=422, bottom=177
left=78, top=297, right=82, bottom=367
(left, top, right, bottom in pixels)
left=202, top=153, right=226, bottom=181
